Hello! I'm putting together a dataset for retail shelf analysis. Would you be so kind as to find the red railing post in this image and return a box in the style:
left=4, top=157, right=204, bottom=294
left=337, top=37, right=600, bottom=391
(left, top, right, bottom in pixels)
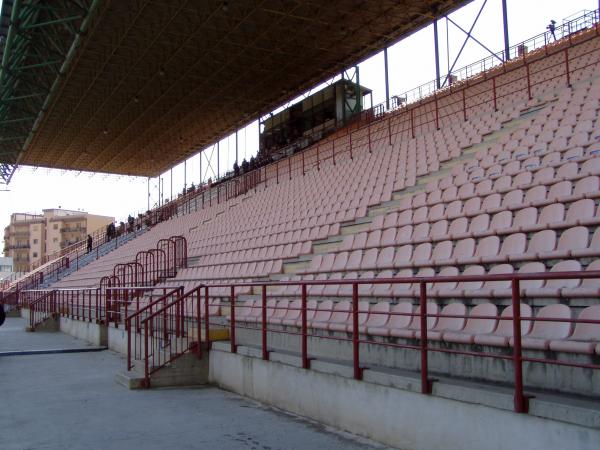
left=511, top=278, right=529, bottom=413
left=388, top=116, right=392, bottom=146
left=204, top=286, right=211, bottom=349
left=230, top=285, right=237, bottom=353
left=127, top=317, right=132, bottom=370
left=143, top=320, right=150, bottom=388
left=262, top=285, right=269, bottom=360
left=332, top=139, right=336, bottom=165
left=349, top=130, right=353, bottom=160
left=434, top=93, right=439, bottom=130
left=492, top=76, right=498, bottom=111
left=352, top=282, right=362, bottom=380
left=419, top=281, right=432, bottom=394
left=462, top=88, right=467, bottom=121
left=525, top=62, right=532, bottom=100
left=196, top=287, right=202, bottom=358
left=564, top=48, right=571, bottom=87
left=301, top=284, right=309, bottom=369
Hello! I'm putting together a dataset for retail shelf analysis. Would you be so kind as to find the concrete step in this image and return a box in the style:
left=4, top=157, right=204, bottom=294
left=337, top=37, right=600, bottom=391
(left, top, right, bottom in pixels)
left=115, top=350, right=209, bottom=389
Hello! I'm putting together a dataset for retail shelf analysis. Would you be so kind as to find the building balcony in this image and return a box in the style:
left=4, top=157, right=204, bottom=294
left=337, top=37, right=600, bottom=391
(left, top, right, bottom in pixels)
left=7, top=244, right=30, bottom=250
left=60, top=226, right=86, bottom=233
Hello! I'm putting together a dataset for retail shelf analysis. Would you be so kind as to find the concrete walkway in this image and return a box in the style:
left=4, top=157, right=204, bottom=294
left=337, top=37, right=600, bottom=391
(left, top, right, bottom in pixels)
left=0, top=318, right=387, bottom=449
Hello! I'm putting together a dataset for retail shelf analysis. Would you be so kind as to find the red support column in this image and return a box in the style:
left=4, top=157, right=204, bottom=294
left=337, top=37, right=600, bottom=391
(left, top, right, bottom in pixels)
left=564, top=48, right=571, bottom=87
left=434, top=93, right=439, bottom=130
left=511, top=278, right=529, bottom=413
left=388, top=116, right=392, bottom=146
left=261, top=285, right=269, bottom=360
left=492, top=77, right=498, bottom=112
left=462, top=88, right=467, bottom=121
left=349, top=131, right=353, bottom=160
left=204, top=286, right=211, bottom=350
left=525, top=62, right=532, bottom=100
left=332, top=139, right=336, bottom=165
left=367, top=122, right=372, bottom=153
left=410, top=107, right=415, bottom=139
left=352, top=283, right=362, bottom=380
left=196, top=287, right=202, bottom=358
left=301, top=284, right=309, bottom=369
left=230, top=286, right=237, bottom=353
left=419, top=281, right=432, bottom=394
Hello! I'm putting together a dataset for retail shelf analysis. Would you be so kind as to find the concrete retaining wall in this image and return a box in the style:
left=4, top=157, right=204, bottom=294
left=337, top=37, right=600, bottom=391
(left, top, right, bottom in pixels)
left=209, top=346, right=600, bottom=450
left=235, top=327, right=600, bottom=397
left=59, top=317, right=107, bottom=346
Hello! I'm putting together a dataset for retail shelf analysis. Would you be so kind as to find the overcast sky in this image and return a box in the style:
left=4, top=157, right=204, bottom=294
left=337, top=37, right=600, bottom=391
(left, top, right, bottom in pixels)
left=0, top=0, right=597, bottom=229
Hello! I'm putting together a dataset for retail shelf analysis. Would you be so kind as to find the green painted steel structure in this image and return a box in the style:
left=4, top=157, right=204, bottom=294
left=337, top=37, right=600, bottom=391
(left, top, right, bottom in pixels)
left=0, top=0, right=97, bottom=184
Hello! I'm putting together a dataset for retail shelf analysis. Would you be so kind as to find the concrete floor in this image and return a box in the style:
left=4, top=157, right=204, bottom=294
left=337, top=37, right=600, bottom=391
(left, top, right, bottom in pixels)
left=0, top=318, right=387, bottom=450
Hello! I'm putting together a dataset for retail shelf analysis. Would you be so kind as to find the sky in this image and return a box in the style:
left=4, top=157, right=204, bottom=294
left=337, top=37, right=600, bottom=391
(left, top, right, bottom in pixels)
left=0, top=0, right=598, bottom=229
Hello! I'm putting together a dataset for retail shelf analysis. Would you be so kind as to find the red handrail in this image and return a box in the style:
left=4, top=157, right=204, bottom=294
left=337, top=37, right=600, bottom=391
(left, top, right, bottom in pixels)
left=202, top=269, right=600, bottom=414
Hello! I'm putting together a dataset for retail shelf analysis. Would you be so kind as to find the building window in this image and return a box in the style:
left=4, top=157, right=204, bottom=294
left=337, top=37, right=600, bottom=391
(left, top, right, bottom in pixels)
left=33, top=252, right=38, bottom=258
left=33, top=239, right=38, bottom=244
left=53, top=224, right=58, bottom=230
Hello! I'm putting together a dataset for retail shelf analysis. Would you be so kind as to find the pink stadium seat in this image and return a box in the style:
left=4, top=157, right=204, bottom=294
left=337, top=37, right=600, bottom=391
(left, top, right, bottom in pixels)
left=361, top=301, right=390, bottom=334
left=538, top=226, right=589, bottom=259
left=572, top=228, right=600, bottom=258
left=308, top=300, right=334, bottom=328
left=525, top=260, right=582, bottom=297
left=268, top=300, right=291, bottom=325
left=284, top=299, right=317, bottom=326
left=430, top=266, right=460, bottom=296
left=390, top=302, right=439, bottom=339
left=485, top=233, right=526, bottom=263
left=368, top=302, right=412, bottom=337
left=475, top=304, right=533, bottom=347
left=511, top=304, right=572, bottom=350
left=428, top=303, right=467, bottom=340
left=443, top=303, right=498, bottom=344
left=548, top=305, right=600, bottom=353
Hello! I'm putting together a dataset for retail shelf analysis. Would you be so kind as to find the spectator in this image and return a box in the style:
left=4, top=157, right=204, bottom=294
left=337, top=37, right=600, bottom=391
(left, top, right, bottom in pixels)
left=233, top=161, right=240, bottom=176
left=241, top=159, right=249, bottom=174
left=87, top=234, right=93, bottom=253
left=127, top=215, right=135, bottom=232
left=547, top=19, right=557, bottom=40
left=106, top=223, right=112, bottom=242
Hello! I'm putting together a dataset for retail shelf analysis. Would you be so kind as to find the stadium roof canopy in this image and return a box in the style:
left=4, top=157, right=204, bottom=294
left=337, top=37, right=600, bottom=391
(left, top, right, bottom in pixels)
left=0, top=0, right=471, bottom=180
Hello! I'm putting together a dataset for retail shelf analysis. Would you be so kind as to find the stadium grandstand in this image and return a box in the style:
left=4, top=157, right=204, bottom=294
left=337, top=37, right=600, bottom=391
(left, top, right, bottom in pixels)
left=2, top=1, right=600, bottom=448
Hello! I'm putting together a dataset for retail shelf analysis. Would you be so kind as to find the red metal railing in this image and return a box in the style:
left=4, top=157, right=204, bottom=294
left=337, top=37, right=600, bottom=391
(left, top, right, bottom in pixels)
left=203, top=270, right=600, bottom=414
left=28, top=290, right=57, bottom=330
left=121, top=286, right=184, bottom=372
left=139, top=287, right=203, bottom=387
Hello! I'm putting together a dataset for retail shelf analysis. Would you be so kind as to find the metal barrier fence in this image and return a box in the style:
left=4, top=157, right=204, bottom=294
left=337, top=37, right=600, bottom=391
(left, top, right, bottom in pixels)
left=202, top=270, right=600, bottom=414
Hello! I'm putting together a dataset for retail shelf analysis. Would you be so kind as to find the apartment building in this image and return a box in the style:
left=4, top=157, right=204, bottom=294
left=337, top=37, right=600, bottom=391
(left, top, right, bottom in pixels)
left=3, top=209, right=114, bottom=271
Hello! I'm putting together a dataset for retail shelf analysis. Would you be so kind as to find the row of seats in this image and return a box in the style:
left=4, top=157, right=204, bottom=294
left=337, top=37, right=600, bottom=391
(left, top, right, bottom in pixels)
left=287, top=259, right=600, bottom=298
left=307, top=226, right=600, bottom=273
left=235, top=299, right=600, bottom=354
